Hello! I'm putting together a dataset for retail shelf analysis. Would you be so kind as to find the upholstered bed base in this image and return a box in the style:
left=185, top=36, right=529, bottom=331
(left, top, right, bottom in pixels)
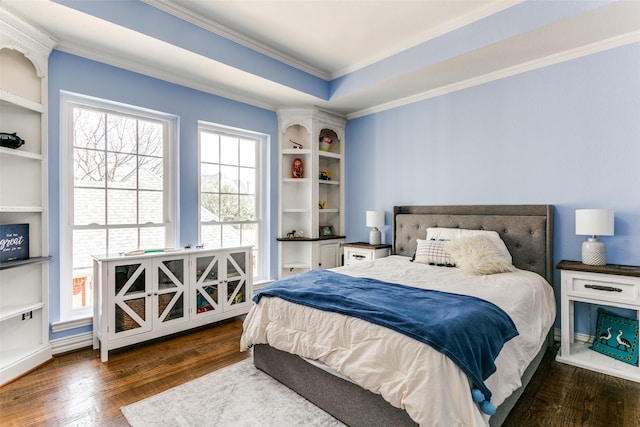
left=254, top=342, right=548, bottom=427
left=254, top=344, right=417, bottom=426
left=254, top=205, right=554, bottom=426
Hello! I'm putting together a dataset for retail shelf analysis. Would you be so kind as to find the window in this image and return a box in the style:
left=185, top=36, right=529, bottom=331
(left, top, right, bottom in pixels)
left=60, top=92, right=178, bottom=320
left=199, top=122, right=267, bottom=281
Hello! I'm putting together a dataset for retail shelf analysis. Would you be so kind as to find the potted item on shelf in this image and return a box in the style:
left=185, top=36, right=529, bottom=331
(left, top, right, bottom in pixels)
left=319, top=201, right=327, bottom=209
left=319, top=136, right=333, bottom=152
left=292, top=158, right=303, bottom=178
left=0, top=223, right=29, bottom=262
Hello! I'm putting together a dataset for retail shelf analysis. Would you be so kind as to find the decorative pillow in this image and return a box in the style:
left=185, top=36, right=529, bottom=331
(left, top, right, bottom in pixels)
left=444, top=235, right=516, bottom=275
left=426, top=227, right=512, bottom=264
left=413, top=239, right=455, bottom=267
left=590, top=308, right=639, bottom=366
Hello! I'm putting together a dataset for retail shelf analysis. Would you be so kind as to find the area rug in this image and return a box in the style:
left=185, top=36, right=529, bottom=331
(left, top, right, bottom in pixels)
left=121, top=358, right=345, bottom=426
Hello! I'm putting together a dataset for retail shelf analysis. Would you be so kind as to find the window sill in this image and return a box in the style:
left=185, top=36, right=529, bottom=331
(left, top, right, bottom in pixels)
left=51, top=316, right=93, bottom=333
left=253, top=279, right=273, bottom=291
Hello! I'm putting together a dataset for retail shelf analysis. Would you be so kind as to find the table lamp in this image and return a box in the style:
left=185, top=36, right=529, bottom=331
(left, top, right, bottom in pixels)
left=366, top=210, right=384, bottom=245
left=575, top=209, right=614, bottom=266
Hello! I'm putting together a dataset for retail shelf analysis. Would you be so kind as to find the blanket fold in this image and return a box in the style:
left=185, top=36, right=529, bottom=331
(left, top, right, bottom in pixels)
left=254, top=269, right=519, bottom=401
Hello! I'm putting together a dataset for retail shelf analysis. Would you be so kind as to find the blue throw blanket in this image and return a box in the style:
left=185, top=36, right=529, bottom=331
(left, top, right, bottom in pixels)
left=254, top=269, right=518, bottom=402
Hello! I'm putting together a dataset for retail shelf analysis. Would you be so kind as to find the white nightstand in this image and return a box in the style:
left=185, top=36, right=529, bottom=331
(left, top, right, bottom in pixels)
left=556, top=260, right=640, bottom=382
left=342, top=242, right=391, bottom=266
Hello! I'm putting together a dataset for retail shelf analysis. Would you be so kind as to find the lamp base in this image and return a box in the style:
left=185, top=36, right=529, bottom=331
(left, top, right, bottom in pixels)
left=369, top=228, right=381, bottom=246
left=582, top=237, right=606, bottom=266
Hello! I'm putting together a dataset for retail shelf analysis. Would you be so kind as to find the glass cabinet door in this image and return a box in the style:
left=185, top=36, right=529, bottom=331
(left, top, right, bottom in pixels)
left=193, top=253, right=222, bottom=317
left=155, top=257, right=187, bottom=326
left=225, top=250, right=249, bottom=310
left=111, top=262, right=151, bottom=336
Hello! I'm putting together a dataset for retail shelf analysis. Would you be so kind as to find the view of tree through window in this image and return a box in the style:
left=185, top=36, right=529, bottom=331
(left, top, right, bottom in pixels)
left=69, top=105, right=169, bottom=312
left=200, top=127, right=261, bottom=278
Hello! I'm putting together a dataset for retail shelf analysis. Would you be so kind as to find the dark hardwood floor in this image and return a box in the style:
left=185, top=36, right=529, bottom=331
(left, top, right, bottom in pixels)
left=1, top=318, right=638, bottom=426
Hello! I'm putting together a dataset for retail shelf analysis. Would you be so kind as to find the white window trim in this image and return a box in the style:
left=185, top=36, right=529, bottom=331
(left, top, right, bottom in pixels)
left=59, top=91, right=179, bottom=321
left=197, top=121, right=269, bottom=282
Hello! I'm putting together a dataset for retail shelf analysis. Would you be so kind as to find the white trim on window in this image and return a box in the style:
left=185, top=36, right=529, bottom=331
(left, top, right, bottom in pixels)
left=197, top=121, right=269, bottom=282
left=59, top=91, right=179, bottom=321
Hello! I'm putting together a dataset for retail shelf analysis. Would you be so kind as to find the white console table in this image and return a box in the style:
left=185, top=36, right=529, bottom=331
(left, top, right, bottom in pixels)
left=92, top=246, right=252, bottom=361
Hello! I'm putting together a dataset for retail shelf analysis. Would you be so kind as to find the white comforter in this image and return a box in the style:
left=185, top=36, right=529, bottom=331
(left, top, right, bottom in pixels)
left=240, top=256, right=556, bottom=426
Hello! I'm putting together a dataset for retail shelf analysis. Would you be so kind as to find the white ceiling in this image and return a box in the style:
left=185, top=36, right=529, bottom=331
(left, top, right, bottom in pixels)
left=158, top=0, right=519, bottom=79
left=3, top=0, right=640, bottom=118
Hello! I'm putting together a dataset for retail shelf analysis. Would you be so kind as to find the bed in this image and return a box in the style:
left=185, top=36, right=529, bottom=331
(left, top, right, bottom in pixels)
left=241, top=205, right=555, bottom=426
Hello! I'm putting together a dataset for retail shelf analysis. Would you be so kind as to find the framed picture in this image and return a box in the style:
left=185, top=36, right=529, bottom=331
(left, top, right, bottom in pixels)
left=319, top=225, right=334, bottom=237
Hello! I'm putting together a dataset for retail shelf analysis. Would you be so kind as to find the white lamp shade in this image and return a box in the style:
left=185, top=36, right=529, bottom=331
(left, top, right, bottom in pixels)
left=366, top=210, right=385, bottom=228
left=575, top=209, right=614, bottom=236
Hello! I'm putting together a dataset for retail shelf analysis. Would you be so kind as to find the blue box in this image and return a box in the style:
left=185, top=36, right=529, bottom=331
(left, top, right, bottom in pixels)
left=0, top=223, right=29, bottom=262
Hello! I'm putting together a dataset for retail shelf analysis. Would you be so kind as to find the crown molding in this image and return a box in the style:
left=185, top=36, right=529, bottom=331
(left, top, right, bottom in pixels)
left=55, top=41, right=279, bottom=112
left=332, top=0, right=521, bottom=79
left=347, top=31, right=640, bottom=120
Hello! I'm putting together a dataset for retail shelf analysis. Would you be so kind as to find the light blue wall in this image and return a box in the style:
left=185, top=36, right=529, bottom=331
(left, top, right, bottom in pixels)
left=344, top=42, right=640, bottom=334
left=47, top=39, right=640, bottom=341
left=48, top=51, right=279, bottom=339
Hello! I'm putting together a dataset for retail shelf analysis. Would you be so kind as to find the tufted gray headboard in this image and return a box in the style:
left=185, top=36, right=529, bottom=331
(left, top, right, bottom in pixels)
left=393, top=205, right=554, bottom=284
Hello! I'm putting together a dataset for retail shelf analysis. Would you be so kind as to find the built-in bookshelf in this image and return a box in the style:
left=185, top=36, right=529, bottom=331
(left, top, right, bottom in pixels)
left=0, top=6, right=56, bottom=385
left=276, top=108, right=346, bottom=278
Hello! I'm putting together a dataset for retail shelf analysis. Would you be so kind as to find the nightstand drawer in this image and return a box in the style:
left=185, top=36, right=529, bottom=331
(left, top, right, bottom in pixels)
left=567, top=274, right=639, bottom=304
left=342, top=243, right=391, bottom=266
left=344, top=248, right=373, bottom=263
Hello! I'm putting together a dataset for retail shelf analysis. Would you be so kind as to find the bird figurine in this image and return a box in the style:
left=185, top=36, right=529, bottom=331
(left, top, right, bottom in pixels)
left=598, top=326, right=612, bottom=344
left=615, top=330, right=632, bottom=352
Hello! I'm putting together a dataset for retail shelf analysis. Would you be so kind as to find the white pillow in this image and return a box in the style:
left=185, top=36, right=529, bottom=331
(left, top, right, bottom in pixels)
left=414, top=239, right=455, bottom=266
left=426, top=227, right=512, bottom=264
left=444, top=235, right=516, bottom=275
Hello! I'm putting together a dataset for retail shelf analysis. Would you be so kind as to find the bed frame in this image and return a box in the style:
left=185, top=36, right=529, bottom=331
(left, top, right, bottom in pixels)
left=254, top=205, right=554, bottom=426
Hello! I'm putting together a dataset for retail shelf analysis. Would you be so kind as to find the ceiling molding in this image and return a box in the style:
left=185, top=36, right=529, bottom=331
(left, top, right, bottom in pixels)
left=332, top=0, right=522, bottom=80
left=55, top=27, right=640, bottom=121
left=142, top=0, right=331, bottom=81
left=347, top=30, right=640, bottom=120
left=55, top=40, right=280, bottom=112
left=6, top=0, right=638, bottom=119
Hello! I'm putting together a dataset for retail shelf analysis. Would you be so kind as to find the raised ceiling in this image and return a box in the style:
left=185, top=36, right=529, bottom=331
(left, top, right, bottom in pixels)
left=3, top=0, right=640, bottom=118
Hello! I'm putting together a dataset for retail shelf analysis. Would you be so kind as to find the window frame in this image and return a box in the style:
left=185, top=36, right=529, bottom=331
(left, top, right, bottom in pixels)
left=197, top=121, right=268, bottom=282
left=59, top=91, right=179, bottom=321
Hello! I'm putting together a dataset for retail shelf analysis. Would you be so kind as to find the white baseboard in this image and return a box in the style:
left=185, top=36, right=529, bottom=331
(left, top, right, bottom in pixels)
left=554, top=327, right=592, bottom=345
left=50, top=332, right=93, bottom=355
left=49, top=328, right=590, bottom=356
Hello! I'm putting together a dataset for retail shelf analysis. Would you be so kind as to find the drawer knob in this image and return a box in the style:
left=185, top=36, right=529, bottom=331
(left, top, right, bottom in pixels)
left=353, top=255, right=366, bottom=260
left=584, top=284, right=622, bottom=292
